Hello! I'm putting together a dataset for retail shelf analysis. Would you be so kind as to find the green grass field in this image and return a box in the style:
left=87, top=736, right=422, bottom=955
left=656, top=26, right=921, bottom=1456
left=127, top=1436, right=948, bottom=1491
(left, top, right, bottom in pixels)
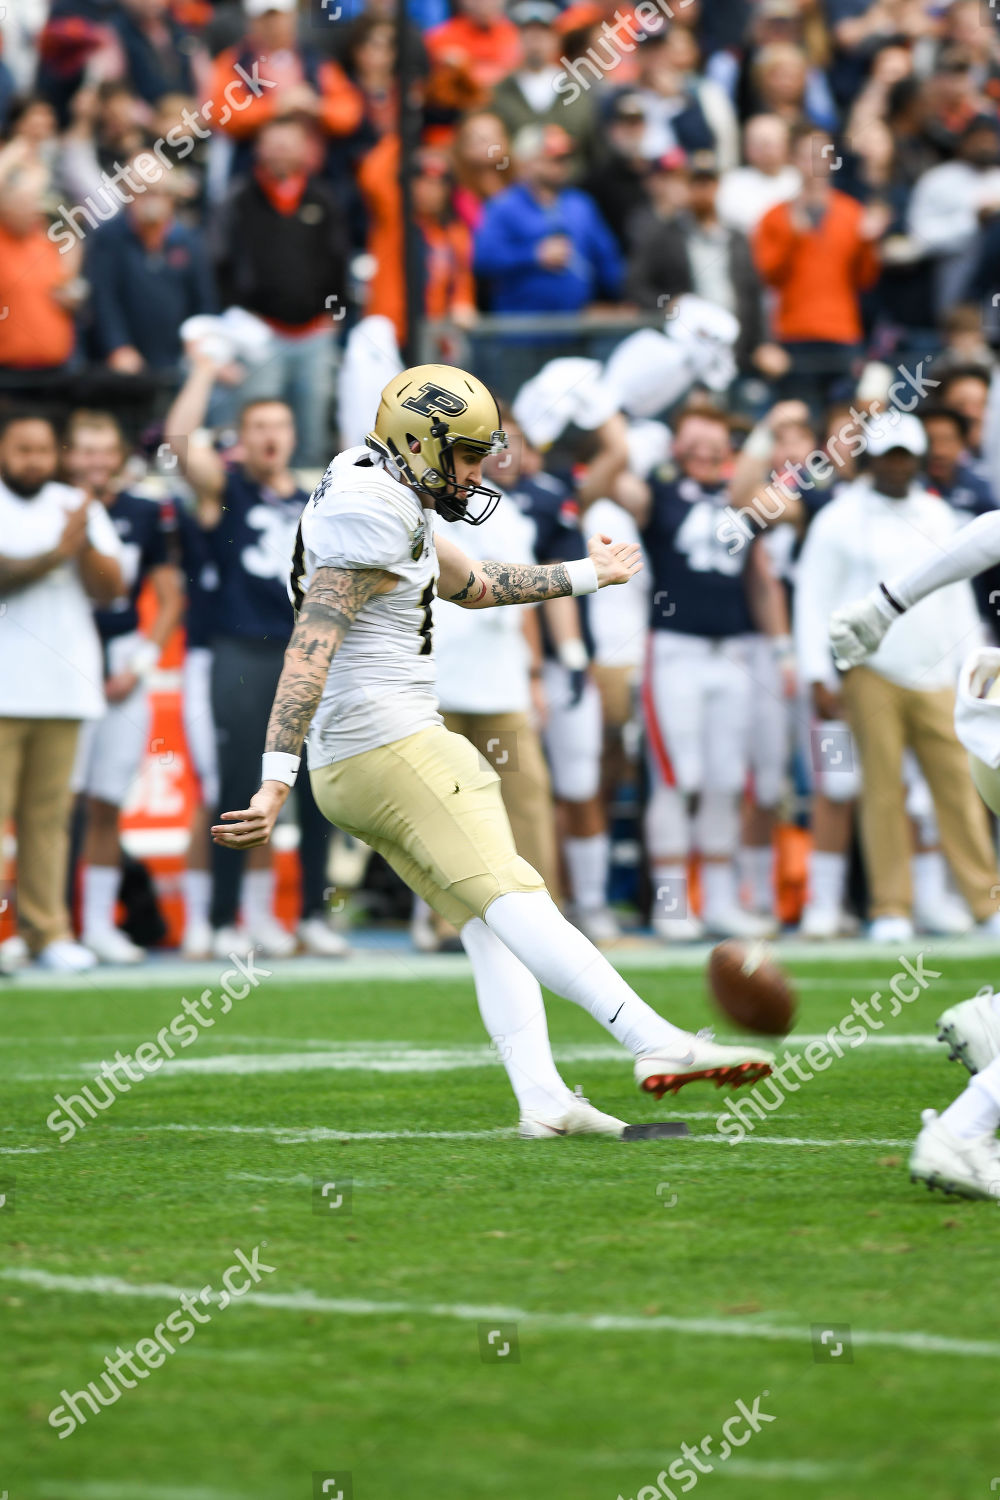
left=3, top=952, right=999, bottom=1500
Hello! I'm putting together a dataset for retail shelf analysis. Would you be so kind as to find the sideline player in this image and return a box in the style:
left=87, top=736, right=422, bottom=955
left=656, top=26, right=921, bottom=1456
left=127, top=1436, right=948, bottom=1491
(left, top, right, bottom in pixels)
left=831, top=507, right=1000, bottom=1199
left=212, top=365, right=774, bottom=1138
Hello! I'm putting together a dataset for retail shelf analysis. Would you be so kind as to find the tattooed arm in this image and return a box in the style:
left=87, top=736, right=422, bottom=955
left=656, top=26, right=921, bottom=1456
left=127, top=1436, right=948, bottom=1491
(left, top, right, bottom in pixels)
left=435, top=531, right=642, bottom=609
left=211, top=565, right=390, bottom=848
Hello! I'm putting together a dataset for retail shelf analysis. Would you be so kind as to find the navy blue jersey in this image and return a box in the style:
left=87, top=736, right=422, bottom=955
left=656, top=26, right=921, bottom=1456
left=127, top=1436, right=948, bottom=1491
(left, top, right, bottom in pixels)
left=94, top=490, right=170, bottom=643
left=173, top=503, right=219, bottom=650
left=207, top=465, right=308, bottom=643
left=642, top=474, right=753, bottom=638
left=506, top=470, right=594, bottom=658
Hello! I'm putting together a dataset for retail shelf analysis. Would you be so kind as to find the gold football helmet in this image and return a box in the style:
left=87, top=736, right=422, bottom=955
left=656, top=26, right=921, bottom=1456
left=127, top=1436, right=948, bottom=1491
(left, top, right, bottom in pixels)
left=366, top=363, right=508, bottom=523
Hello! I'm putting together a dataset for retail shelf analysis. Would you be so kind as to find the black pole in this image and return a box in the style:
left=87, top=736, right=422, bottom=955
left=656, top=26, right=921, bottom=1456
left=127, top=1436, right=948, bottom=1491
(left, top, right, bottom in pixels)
left=396, top=0, right=421, bottom=365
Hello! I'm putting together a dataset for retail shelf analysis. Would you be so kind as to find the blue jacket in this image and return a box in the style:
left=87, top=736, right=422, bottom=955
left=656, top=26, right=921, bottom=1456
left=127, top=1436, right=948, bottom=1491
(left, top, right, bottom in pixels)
left=86, top=216, right=216, bottom=370
left=474, top=183, right=623, bottom=313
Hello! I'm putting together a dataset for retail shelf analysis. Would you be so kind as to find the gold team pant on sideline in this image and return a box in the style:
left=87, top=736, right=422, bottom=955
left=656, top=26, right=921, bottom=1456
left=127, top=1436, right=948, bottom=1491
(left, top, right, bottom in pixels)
left=310, top=724, right=546, bottom=929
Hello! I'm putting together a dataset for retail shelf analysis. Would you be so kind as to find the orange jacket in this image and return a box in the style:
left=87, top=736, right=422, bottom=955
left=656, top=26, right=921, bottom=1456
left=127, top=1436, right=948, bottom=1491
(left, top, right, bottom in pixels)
left=425, top=16, right=521, bottom=93
left=0, top=226, right=76, bottom=369
left=753, top=191, right=879, bottom=344
left=205, top=45, right=364, bottom=140
left=359, top=134, right=475, bottom=344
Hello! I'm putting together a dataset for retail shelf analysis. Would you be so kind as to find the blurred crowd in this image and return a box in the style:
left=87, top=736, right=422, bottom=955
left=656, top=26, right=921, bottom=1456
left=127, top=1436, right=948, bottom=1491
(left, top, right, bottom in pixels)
left=4, top=0, right=1000, bottom=968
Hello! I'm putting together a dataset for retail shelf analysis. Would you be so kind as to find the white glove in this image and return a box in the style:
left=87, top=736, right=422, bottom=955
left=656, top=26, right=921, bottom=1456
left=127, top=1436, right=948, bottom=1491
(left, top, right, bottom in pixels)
left=829, top=587, right=901, bottom=670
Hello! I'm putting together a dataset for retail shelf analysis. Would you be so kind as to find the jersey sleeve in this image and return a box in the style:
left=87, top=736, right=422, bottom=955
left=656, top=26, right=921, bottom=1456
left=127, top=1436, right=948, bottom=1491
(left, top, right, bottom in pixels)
left=304, top=498, right=412, bottom=571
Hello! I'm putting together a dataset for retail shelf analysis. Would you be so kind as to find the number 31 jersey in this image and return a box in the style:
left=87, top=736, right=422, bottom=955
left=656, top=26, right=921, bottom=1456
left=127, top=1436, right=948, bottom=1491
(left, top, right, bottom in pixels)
left=642, top=473, right=753, bottom=640
left=294, top=445, right=442, bottom=767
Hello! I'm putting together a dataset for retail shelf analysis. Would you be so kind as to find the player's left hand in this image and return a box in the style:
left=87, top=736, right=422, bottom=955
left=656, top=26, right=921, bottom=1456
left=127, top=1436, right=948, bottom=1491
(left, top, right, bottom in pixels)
left=587, top=533, right=642, bottom=588
left=104, top=670, right=139, bottom=703
left=211, top=784, right=286, bottom=849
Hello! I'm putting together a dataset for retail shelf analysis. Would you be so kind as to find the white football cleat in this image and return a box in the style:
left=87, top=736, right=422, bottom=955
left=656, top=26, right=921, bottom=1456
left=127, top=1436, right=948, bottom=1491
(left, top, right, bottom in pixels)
left=36, top=939, right=98, bottom=973
left=297, top=916, right=350, bottom=957
left=704, top=908, right=776, bottom=940
left=867, top=914, right=914, bottom=943
left=799, top=905, right=859, bottom=939
left=0, top=934, right=29, bottom=976
left=936, top=991, right=1000, bottom=1075
left=914, top=896, right=973, bottom=937
left=909, top=1109, right=1000, bottom=1201
left=651, top=912, right=705, bottom=942
left=574, top=905, right=621, bottom=946
left=181, top=920, right=213, bottom=960
left=84, top=928, right=146, bottom=966
left=211, top=925, right=244, bottom=960
left=246, top=916, right=297, bottom=959
left=635, top=1029, right=774, bottom=1099
left=519, top=1088, right=627, bottom=1139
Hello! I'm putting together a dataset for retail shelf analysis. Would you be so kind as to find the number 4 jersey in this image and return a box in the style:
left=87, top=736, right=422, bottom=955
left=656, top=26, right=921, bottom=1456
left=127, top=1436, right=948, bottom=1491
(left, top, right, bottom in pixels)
left=294, top=445, right=442, bottom=766
left=642, top=473, right=753, bottom=639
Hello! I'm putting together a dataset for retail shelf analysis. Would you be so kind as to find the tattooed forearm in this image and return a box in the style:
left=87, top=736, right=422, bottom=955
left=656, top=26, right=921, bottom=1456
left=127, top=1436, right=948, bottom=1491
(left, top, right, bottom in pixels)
left=265, top=566, right=385, bottom=755
left=447, top=568, right=488, bottom=604
left=476, top=560, right=572, bottom=607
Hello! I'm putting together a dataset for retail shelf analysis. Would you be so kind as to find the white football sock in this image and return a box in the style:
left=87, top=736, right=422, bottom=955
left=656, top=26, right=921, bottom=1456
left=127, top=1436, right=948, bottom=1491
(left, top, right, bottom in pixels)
left=809, top=850, right=846, bottom=914
left=82, top=865, right=120, bottom=939
left=700, top=860, right=738, bottom=924
left=182, top=868, right=211, bottom=932
left=242, top=868, right=273, bottom=931
left=460, top=917, right=574, bottom=1116
left=563, top=832, right=609, bottom=913
left=650, top=860, right=688, bottom=918
left=911, top=851, right=949, bottom=915
left=738, top=844, right=774, bottom=914
left=939, top=1054, right=1000, bottom=1139
left=484, top=890, right=689, bottom=1058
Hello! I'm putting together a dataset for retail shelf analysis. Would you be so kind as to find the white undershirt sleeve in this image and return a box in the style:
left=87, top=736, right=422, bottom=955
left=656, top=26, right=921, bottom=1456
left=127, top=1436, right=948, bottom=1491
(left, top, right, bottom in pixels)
left=886, top=510, right=1000, bottom=610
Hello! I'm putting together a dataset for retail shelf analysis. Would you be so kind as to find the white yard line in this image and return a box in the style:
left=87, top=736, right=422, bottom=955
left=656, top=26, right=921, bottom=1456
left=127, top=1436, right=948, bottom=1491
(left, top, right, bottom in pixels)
left=38, top=1484, right=243, bottom=1500
left=5, top=1266, right=997, bottom=1359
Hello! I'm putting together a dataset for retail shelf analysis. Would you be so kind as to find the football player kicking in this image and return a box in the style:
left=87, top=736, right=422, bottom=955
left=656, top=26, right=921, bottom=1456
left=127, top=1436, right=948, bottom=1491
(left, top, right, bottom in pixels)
left=831, top=507, right=1000, bottom=1198
left=212, top=364, right=774, bottom=1139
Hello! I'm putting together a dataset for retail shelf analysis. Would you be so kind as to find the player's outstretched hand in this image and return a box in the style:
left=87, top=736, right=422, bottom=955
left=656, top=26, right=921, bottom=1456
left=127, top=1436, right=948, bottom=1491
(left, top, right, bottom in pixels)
left=211, top=784, right=285, bottom=849
left=829, top=587, right=897, bottom=670
left=587, top=533, right=643, bottom=588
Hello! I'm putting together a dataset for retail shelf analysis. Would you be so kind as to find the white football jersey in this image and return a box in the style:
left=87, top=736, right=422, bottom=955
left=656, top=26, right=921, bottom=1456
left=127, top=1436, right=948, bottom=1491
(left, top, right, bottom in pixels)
left=294, top=445, right=442, bottom=766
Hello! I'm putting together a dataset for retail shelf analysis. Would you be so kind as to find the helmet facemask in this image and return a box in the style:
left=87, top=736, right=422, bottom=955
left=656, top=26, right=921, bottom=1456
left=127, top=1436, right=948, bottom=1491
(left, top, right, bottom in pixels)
left=376, top=420, right=509, bottom=524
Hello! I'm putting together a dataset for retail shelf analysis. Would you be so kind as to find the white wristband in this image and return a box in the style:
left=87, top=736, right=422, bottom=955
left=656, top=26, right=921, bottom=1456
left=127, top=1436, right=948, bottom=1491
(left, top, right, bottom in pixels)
left=261, top=751, right=301, bottom=787
left=557, top=638, right=588, bottom=672
left=566, top=557, right=599, bottom=596
left=128, top=639, right=160, bottom=680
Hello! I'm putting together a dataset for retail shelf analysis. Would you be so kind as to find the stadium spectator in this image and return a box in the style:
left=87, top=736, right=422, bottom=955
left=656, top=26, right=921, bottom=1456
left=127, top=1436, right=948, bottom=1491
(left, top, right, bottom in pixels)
left=108, top=0, right=199, bottom=107
left=491, top=1, right=595, bottom=160
left=425, top=0, right=522, bottom=94
left=626, top=148, right=781, bottom=379
left=335, top=15, right=402, bottom=141
left=0, top=411, right=124, bottom=975
left=753, top=127, right=885, bottom=412
left=0, top=157, right=84, bottom=384
left=451, top=111, right=511, bottom=235
left=939, top=365, right=992, bottom=463
left=716, top=113, right=800, bottom=235
left=65, top=410, right=183, bottom=965
left=729, top=0, right=838, bottom=129
left=214, top=116, right=348, bottom=466
left=359, top=138, right=476, bottom=346
left=473, top=123, right=622, bottom=314
left=795, top=412, right=1000, bottom=942
left=162, top=353, right=347, bottom=958
left=205, top=0, right=365, bottom=180
left=580, top=93, right=651, bottom=255
left=85, top=149, right=216, bottom=377
left=629, top=26, right=737, bottom=168
left=907, top=114, right=1000, bottom=319
left=920, top=403, right=1000, bottom=634
left=748, top=43, right=828, bottom=134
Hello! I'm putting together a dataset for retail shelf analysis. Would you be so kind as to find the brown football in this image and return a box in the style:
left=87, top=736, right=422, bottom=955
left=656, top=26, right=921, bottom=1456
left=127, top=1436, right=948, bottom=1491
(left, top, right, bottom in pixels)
left=706, top=940, right=796, bottom=1037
